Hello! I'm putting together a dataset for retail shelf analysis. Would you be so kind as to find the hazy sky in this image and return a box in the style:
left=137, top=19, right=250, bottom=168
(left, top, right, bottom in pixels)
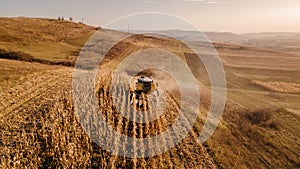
left=1, top=0, right=300, bottom=33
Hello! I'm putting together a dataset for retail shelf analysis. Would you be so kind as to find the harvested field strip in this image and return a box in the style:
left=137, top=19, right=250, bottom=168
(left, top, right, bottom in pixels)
left=0, top=68, right=73, bottom=116
left=252, top=80, right=300, bottom=94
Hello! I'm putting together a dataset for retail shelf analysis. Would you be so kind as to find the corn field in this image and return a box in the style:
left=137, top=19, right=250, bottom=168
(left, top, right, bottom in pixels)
left=0, top=67, right=216, bottom=168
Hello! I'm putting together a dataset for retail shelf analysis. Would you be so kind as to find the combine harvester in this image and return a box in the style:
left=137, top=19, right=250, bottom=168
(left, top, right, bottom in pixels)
left=129, top=76, right=159, bottom=110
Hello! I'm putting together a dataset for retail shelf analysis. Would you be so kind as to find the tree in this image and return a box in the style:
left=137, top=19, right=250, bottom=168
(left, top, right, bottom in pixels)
left=69, top=17, right=73, bottom=21
left=58, top=16, right=61, bottom=20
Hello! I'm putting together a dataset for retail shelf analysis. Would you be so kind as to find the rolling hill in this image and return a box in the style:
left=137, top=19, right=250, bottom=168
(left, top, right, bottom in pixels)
left=0, top=17, right=97, bottom=63
left=0, top=17, right=299, bottom=168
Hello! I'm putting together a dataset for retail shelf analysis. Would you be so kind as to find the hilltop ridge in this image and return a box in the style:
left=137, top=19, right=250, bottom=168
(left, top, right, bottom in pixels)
left=0, top=17, right=97, bottom=62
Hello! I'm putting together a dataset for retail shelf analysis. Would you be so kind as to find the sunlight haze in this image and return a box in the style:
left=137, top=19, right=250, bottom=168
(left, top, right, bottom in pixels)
left=1, top=0, right=299, bottom=33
